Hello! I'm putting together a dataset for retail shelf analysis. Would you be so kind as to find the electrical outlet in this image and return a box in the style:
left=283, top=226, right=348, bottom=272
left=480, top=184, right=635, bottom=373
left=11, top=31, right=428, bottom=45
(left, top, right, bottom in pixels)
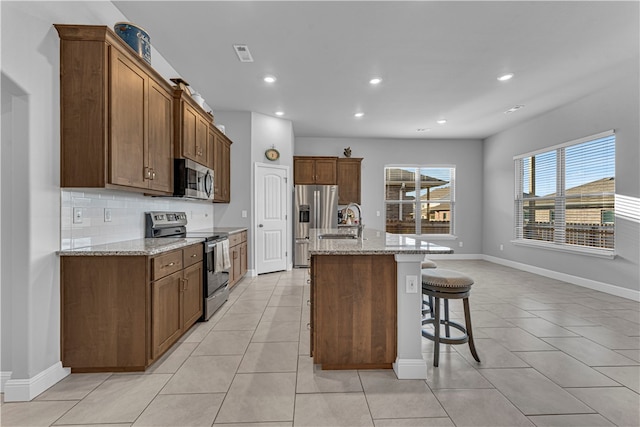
left=242, top=210, right=247, bottom=218
left=500, top=244, right=504, bottom=251
left=73, top=207, right=83, bottom=224
left=459, top=241, right=463, bottom=247
left=104, top=208, right=112, bottom=222
left=406, top=275, right=418, bottom=293
left=376, top=210, right=381, bottom=217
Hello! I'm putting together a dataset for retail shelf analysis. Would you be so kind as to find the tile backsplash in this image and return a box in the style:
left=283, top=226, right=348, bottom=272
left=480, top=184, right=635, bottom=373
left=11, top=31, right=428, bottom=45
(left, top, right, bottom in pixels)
left=61, top=189, right=215, bottom=250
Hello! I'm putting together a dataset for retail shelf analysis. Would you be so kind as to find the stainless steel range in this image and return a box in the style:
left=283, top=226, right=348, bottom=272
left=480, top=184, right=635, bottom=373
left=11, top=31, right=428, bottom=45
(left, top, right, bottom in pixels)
left=145, top=211, right=230, bottom=320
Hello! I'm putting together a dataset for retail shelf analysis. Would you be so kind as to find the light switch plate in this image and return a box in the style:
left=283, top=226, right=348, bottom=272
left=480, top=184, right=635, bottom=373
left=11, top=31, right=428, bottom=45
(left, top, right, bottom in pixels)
left=73, top=207, right=83, bottom=224
left=406, top=275, right=418, bottom=293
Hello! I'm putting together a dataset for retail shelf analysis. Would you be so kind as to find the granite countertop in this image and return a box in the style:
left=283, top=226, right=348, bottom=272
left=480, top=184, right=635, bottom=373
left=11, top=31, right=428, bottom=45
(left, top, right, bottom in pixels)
left=57, top=237, right=205, bottom=256
left=308, top=228, right=453, bottom=255
left=191, top=226, right=248, bottom=235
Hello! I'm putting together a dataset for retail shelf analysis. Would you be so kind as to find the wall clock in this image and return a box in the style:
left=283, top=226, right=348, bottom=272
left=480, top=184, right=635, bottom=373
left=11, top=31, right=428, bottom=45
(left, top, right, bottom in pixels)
left=265, top=148, right=280, bottom=161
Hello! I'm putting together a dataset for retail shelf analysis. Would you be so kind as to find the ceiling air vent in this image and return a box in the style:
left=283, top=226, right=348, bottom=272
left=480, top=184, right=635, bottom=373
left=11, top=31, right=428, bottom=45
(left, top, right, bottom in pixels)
left=233, top=44, right=254, bottom=62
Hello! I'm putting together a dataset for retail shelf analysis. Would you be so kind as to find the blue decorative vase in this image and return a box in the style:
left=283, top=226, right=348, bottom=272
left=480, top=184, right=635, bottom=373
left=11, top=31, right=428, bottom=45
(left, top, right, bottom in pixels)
left=114, top=22, right=151, bottom=64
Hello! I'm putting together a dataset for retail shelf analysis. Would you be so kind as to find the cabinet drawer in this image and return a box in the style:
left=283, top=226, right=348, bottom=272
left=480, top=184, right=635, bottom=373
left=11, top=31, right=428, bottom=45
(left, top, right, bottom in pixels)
left=153, top=250, right=183, bottom=280
left=183, top=244, right=203, bottom=267
left=240, top=231, right=247, bottom=242
left=229, top=232, right=242, bottom=246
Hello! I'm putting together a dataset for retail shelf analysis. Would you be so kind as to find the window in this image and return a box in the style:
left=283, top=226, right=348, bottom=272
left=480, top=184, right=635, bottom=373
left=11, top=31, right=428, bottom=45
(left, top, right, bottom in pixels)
left=385, top=166, right=455, bottom=235
left=514, top=130, right=615, bottom=254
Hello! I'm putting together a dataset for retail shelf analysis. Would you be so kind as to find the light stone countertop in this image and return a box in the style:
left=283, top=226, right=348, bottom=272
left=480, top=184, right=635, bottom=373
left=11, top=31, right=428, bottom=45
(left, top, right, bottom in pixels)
left=308, top=228, right=453, bottom=255
left=191, top=226, right=248, bottom=235
left=57, top=237, right=205, bottom=256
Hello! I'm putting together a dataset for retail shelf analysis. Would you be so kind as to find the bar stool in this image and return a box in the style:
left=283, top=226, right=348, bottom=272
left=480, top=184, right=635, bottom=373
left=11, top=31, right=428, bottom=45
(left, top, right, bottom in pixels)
left=421, top=269, right=480, bottom=367
left=421, top=260, right=438, bottom=317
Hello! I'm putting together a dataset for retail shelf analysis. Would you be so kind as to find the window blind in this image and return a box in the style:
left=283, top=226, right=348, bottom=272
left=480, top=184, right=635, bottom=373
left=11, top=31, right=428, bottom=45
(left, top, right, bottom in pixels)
left=514, top=131, right=615, bottom=252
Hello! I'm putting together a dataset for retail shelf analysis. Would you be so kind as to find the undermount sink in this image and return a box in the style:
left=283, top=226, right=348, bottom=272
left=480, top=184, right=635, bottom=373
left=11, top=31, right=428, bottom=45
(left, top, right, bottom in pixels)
left=318, top=233, right=358, bottom=240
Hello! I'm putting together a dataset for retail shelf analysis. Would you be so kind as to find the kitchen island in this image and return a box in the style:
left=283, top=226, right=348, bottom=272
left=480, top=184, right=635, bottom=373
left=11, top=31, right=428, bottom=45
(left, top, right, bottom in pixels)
left=308, top=228, right=452, bottom=379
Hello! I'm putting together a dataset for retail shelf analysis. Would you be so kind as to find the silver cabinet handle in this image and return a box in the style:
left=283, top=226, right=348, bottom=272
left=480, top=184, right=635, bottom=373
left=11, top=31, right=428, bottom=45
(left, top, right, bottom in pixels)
left=167, top=262, right=175, bottom=267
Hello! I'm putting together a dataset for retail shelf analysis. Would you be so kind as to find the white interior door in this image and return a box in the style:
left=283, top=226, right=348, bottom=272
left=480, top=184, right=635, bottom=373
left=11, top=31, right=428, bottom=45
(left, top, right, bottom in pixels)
left=255, top=163, right=288, bottom=274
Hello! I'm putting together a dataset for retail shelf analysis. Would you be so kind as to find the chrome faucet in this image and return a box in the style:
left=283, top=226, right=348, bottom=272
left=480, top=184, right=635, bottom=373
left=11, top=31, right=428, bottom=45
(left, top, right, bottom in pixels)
left=345, top=202, right=364, bottom=238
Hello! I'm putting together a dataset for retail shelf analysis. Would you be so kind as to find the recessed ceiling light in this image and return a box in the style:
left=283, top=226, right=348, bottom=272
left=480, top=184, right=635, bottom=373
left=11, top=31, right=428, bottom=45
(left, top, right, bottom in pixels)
left=369, top=78, right=382, bottom=85
left=275, top=111, right=285, bottom=116
left=436, top=119, right=447, bottom=125
left=497, top=73, right=514, bottom=82
left=354, top=112, right=364, bottom=118
left=504, top=104, right=525, bottom=114
left=263, top=75, right=277, bottom=83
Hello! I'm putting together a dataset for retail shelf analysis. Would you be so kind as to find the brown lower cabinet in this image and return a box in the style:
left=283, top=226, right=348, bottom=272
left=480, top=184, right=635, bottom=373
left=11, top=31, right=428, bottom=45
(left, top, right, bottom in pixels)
left=310, top=254, right=397, bottom=370
left=61, top=244, right=203, bottom=372
left=228, top=230, right=248, bottom=288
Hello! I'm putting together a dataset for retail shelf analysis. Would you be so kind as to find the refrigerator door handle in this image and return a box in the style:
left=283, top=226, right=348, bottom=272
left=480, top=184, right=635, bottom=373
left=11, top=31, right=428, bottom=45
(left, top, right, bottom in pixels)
left=314, top=190, right=319, bottom=229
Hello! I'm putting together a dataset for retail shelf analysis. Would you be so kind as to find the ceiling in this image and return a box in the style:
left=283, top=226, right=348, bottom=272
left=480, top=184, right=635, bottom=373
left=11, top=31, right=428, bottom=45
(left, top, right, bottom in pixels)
left=113, top=1, right=639, bottom=140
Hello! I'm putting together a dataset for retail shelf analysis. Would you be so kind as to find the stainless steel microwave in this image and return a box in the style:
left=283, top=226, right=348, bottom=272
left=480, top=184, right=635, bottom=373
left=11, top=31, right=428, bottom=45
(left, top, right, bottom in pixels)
left=174, top=158, right=214, bottom=200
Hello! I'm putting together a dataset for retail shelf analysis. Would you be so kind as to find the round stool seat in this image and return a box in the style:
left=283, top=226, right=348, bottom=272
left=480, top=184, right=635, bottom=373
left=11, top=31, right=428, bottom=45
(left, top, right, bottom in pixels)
left=422, top=269, right=473, bottom=290
left=421, top=259, right=438, bottom=269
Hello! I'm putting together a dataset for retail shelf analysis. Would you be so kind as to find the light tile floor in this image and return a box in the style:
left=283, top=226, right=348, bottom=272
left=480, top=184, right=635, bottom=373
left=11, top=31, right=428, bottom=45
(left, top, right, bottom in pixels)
left=2, top=260, right=639, bottom=426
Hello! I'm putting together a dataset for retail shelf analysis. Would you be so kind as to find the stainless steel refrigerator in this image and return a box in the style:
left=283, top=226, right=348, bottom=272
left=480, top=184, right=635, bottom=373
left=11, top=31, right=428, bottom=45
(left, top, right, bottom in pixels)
left=294, top=185, right=339, bottom=267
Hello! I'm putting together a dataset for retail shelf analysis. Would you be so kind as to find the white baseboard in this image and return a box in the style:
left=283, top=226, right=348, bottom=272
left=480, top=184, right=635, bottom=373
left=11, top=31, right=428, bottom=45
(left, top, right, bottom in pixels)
left=1, top=371, right=12, bottom=393
left=393, top=357, right=427, bottom=379
left=484, top=254, right=640, bottom=302
left=3, top=362, right=70, bottom=402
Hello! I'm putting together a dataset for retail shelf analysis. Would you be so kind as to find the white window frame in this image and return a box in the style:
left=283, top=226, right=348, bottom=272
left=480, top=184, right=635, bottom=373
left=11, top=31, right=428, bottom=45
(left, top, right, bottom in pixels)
left=384, top=165, right=456, bottom=238
left=513, top=130, right=616, bottom=258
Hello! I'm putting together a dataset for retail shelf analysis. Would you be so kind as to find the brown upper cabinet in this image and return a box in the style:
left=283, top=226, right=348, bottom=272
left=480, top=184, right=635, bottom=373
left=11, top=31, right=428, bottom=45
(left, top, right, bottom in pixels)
left=213, top=128, right=232, bottom=203
left=55, top=24, right=173, bottom=195
left=173, top=90, right=212, bottom=167
left=293, top=156, right=338, bottom=185
left=337, top=158, right=363, bottom=204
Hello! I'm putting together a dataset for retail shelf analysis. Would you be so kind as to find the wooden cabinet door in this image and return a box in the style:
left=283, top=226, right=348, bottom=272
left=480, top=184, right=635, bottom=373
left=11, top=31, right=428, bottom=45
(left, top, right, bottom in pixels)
left=294, top=158, right=316, bottom=184
left=337, top=158, right=362, bottom=204
left=182, top=262, right=203, bottom=328
left=207, top=127, right=216, bottom=170
left=195, top=116, right=209, bottom=165
left=147, top=79, right=173, bottom=193
left=110, top=48, right=147, bottom=189
left=181, top=103, right=199, bottom=161
left=240, top=241, right=248, bottom=276
left=213, top=134, right=223, bottom=201
left=313, top=255, right=397, bottom=368
left=314, top=158, right=337, bottom=184
left=151, top=271, right=183, bottom=359
left=230, top=244, right=241, bottom=286
left=213, top=134, right=231, bottom=202
left=220, top=139, right=231, bottom=202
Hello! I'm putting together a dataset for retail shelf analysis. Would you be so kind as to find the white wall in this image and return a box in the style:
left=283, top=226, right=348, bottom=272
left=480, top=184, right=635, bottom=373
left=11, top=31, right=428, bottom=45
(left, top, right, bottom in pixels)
left=483, top=72, right=640, bottom=296
left=294, top=138, right=484, bottom=254
left=0, top=0, right=215, bottom=400
left=213, top=111, right=295, bottom=271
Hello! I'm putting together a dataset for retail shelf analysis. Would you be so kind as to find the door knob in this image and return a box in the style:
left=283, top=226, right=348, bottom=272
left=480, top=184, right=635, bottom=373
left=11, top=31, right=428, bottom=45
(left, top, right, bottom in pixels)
left=258, top=224, right=264, bottom=228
